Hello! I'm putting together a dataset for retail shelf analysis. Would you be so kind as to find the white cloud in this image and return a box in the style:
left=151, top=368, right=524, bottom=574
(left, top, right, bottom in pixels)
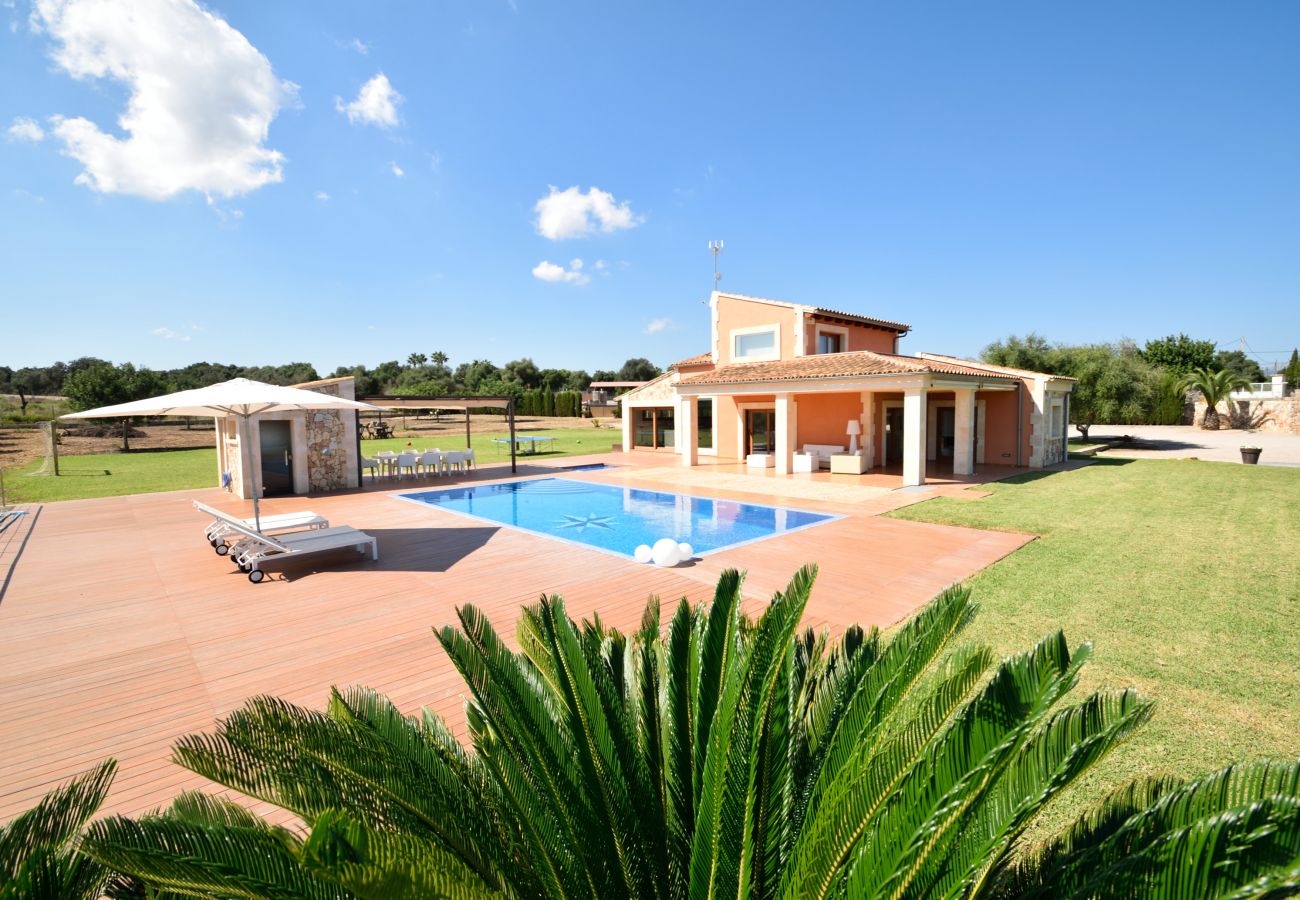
left=338, top=37, right=369, bottom=55
left=532, top=258, right=590, bottom=285
left=645, top=317, right=673, bottom=334
left=11, top=188, right=45, bottom=203
left=314, top=190, right=330, bottom=202
left=151, top=326, right=191, bottom=342
left=533, top=185, right=643, bottom=240
left=389, top=160, right=404, bottom=177
left=593, top=259, right=607, bottom=270
left=428, top=151, right=442, bottom=173
left=33, top=0, right=292, bottom=201
left=7, top=117, right=45, bottom=142
left=336, top=72, right=401, bottom=128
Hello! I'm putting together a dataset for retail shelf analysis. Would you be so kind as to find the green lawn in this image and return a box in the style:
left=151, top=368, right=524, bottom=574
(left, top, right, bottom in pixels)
left=1, top=426, right=620, bottom=504
left=2, top=448, right=219, bottom=504
left=890, top=458, right=1300, bottom=831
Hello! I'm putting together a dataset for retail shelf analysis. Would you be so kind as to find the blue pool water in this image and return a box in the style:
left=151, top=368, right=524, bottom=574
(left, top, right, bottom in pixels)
left=395, top=478, right=838, bottom=559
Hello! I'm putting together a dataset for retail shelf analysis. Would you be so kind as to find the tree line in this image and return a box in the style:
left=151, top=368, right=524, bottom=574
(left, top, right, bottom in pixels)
left=0, top=354, right=663, bottom=419
left=982, top=333, right=1300, bottom=438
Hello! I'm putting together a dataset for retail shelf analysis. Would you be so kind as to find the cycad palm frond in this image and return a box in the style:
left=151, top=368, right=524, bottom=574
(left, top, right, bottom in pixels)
left=50, top=567, right=1300, bottom=900
left=1001, top=759, right=1300, bottom=898
left=0, top=760, right=115, bottom=900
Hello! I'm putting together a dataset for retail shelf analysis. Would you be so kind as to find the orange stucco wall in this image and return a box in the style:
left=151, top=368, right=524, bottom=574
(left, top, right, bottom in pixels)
left=980, top=390, right=1020, bottom=464
left=714, top=296, right=796, bottom=363
left=804, top=318, right=898, bottom=355
left=795, top=393, right=863, bottom=449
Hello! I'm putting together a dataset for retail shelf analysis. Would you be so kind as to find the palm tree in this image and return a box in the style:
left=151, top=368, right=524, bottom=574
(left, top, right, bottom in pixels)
left=13, top=569, right=1300, bottom=897
left=1182, top=366, right=1250, bottom=430
left=0, top=760, right=114, bottom=899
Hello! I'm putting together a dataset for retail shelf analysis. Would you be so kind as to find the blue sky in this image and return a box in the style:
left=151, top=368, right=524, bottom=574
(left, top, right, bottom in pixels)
left=3, top=0, right=1298, bottom=376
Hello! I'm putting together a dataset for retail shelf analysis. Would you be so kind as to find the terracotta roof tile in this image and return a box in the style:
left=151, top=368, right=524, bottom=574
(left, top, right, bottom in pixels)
left=671, top=352, right=713, bottom=368
left=677, top=351, right=1019, bottom=386
left=917, top=353, right=1078, bottom=382
left=809, top=307, right=911, bottom=333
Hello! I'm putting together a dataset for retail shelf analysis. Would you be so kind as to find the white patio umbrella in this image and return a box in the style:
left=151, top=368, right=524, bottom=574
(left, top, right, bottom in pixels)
left=61, top=378, right=380, bottom=531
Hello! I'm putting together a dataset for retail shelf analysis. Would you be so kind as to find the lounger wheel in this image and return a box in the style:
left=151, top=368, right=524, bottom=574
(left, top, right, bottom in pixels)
left=248, top=569, right=265, bottom=584
left=214, top=543, right=229, bottom=556
left=238, top=561, right=251, bottom=573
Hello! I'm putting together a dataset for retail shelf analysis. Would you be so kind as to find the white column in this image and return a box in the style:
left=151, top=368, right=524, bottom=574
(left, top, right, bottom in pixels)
left=775, top=393, right=797, bottom=474
left=859, top=391, right=875, bottom=470
left=622, top=407, right=633, bottom=453
left=902, top=388, right=927, bottom=487
left=953, top=389, right=976, bottom=475
left=679, top=396, right=698, bottom=467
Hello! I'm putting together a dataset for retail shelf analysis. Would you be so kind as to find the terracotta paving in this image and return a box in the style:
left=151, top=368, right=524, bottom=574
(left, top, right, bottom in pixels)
left=0, top=452, right=1036, bottom=822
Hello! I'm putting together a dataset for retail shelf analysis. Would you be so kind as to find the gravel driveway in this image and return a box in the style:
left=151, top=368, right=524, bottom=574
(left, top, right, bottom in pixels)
left=1072, top=424, right=1300, bottom=465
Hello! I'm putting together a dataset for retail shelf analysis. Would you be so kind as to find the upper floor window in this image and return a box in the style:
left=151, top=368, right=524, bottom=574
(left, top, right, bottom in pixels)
left=817, top=332, right=843, bottom=354
left=733, top=328, right=778, bottom=361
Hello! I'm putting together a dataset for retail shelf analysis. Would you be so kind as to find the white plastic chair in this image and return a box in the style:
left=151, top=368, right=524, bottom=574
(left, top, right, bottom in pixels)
left=396, top=452, right=419, bottom=479
left=462, top=448, right=475, bottom=469
left=443, top=450, right=467, bottom=474
left=419, top=450, right=444, bottom=476
left=359, top=457, right=380, bottom=480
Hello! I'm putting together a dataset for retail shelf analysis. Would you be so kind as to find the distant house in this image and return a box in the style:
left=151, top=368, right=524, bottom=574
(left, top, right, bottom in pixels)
left=617, top=292, right=1075, bottom=486
left=585, top=380, right=648, bottom=418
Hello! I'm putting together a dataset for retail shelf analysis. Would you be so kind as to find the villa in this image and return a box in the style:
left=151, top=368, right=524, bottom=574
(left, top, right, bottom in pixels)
left=620, top=292, right=1076, bottom=485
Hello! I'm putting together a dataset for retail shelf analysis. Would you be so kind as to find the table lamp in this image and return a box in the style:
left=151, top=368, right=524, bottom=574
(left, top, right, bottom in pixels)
left=846, top=419, right=862, bottom=455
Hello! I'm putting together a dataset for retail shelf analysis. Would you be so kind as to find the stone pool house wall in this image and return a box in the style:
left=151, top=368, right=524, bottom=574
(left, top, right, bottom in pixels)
left=215, top=376, right=361, bottom=500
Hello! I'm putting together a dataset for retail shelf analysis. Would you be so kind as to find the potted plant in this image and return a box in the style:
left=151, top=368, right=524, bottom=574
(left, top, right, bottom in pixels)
left=1241, top=445, right=1262, bottom=465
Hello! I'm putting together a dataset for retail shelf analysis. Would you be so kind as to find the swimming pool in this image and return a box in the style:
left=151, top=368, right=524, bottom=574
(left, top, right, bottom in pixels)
left=395, top=477, right=839, bottom=559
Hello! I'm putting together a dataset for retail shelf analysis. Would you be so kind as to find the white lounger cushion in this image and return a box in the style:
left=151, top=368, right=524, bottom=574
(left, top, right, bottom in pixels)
left=223, top=520, right=378, bottom=583
left=195, top=500, right=327, bottom=539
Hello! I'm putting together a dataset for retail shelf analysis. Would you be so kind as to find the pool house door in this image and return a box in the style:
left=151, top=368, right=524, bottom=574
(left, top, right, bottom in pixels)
left=259, top=420, right=294, bottom=496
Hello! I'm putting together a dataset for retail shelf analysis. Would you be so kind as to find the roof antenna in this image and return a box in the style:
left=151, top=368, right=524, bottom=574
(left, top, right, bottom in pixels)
left=707, top=239, right=724, bottom=303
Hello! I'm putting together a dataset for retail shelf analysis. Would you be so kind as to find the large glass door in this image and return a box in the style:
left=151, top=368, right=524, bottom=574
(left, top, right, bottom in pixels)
left=745, top=409, right=774, bottom=454
left=885, top=407, right=904, bottom=466
left=634, top=408, right=676, bottom=449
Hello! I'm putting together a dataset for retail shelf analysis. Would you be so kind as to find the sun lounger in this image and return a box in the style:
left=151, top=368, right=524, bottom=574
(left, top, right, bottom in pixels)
left=221, top=520, right=378, bottom=583
left=194, top=500, right=329, bottom=555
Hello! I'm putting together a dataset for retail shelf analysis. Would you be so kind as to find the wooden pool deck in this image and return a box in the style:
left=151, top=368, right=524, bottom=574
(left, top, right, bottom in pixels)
left=0, top=451, right=1038, bottom=821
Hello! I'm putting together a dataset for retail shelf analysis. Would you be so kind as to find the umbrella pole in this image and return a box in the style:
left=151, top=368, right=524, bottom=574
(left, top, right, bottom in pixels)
left=242, top=414, right=263, bottom=532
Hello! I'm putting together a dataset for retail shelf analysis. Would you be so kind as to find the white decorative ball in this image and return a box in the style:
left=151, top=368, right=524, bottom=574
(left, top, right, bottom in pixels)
left=677, top=542, right=694, bottom=561
left=634, top=544, right=653, bottom=564
left=652, top=537, right=681, bottom=567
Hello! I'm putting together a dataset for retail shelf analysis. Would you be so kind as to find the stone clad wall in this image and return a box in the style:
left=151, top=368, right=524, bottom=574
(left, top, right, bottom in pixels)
left=304, top=381, right=351, bottom=491
left=1189, top=396, right=1300, bottom=435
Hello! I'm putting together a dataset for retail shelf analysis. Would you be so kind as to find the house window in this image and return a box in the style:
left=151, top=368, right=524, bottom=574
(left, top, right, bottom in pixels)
left=734, top=329, right=777, bottom=360
left=697, top=398, right=713, bottom=449
left=814, top=324, right=848, bottom=355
